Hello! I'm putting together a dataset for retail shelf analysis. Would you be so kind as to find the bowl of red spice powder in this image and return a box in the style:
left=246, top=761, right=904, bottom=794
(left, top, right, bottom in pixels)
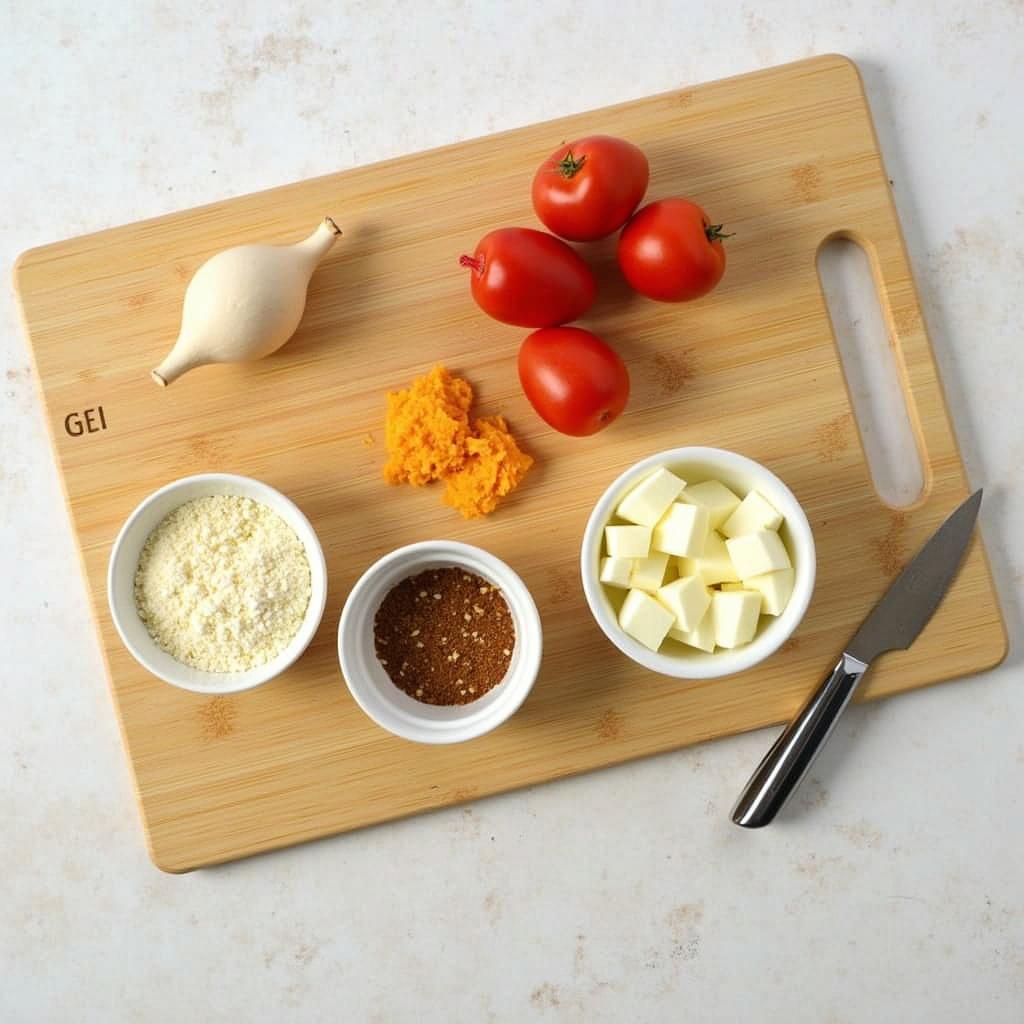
left=338, top=541, right=542, bottom=743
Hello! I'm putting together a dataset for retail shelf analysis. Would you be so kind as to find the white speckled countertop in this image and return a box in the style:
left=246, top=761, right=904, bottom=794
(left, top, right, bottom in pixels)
left=3, top=3, right=1022, bottom=1021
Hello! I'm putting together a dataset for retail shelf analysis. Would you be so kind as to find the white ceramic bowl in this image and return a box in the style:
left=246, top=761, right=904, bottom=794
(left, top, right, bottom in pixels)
left=338, top=541, right=542, bottom=744
left=581, top=447, right=815, bottom=679
left=107, top=473, right=327, bottom=694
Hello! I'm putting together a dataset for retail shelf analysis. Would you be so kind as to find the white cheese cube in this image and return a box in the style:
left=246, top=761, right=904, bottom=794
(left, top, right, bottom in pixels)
left=669, top=614, right=716, bottom=653
left=711, top=590, right=762, bottom=649
left=599, top=556, right=633, bottom=589
left=605, top=524, right=651, bottom=559
left=719, top=583, right=762, bottom=614
left=721, top=489, right=784, bottom=538
left=677, top=530, right=740, bottom=586
left=652, top=502, right=709, bottom=558
left=619, top=588, right=675, bottom=651
left=726, top=530, right=791, bottom=578
left=630, top=553, right=671, bottom=593
left=742, top=567, right=795, bottom=616
left=680, top=479, right=742, bottom=530
left=616, top=467, right=686, bottom=527
left=661, top=558, right=679, bottom=585
left=656, top=576, right=711, bottom=632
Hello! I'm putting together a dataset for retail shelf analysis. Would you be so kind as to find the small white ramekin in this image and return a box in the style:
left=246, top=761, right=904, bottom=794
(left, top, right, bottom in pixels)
left=338, top=541, right=542, bottom=744
left=581, top=447, right=815, bottom=679
left=107, top=473, right=327, bottom=694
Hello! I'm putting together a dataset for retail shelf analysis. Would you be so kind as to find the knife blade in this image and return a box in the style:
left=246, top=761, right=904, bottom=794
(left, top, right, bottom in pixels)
left=846, top=488, right=983, bottom=662
left=731, top=488, right=982, bottom=829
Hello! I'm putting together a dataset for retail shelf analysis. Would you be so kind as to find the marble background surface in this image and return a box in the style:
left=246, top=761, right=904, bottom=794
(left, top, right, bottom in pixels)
left=2, top=2, right=1021, bottom=1021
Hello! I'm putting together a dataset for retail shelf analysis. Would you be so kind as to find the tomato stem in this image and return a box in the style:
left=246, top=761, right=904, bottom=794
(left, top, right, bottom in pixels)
left=555, top=149, right=587, bottom=178
left=704, top=222, right=734, bottom=242
left=459, top=254, right=483, bottom=273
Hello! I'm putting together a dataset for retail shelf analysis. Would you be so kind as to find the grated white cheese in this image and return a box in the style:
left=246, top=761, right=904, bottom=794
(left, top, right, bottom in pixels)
left=134, top=495, right=311, bottom=672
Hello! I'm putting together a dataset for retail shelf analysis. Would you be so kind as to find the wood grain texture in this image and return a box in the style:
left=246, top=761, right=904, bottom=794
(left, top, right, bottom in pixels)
left=13, top=55, right=1006, bottom=872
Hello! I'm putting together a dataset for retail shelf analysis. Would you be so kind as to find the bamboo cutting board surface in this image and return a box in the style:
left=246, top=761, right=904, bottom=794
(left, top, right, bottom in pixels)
left=14, top=55, right=1006, bottom=872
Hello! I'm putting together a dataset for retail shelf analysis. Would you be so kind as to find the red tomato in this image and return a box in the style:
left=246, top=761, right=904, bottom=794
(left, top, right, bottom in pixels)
left=532, top=135, right=650, bottom=242
left=618, top=198, right=730, bottom=301
left=518, top=327, right=630, bottom=437
left=460, top=227, right=596, bottom=328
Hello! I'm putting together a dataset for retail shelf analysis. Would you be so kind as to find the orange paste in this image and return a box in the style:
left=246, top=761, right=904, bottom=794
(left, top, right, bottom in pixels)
left=383, top=365, right=532, bottom=518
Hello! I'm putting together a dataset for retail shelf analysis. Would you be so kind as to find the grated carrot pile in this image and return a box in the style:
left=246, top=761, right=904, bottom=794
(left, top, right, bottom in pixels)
left=443, top=415, right=534, bottom=519
left=382, top=365, right=473, bottom=486
left=382, top=365, right=532, bottom=518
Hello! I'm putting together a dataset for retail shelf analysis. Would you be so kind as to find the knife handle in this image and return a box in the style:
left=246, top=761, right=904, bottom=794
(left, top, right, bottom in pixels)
left=731, top=652, right=868, bottom=828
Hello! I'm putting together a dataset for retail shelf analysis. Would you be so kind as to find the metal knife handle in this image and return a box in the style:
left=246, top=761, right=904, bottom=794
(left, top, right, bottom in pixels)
left=731, top=652, right=868, bottom=828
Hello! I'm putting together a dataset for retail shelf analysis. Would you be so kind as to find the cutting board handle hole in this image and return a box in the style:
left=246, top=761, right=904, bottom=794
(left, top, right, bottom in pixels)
left=816, top=235, right=924, bottom=508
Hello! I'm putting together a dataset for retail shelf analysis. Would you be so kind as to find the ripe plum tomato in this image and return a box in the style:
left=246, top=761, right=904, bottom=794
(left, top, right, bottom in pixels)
left=518, top=326, right=630, bottom=437
left=531, top=135, right=649, bottom=242
left=617, top=198, right=730, bottom=301
left=459, top=227, right=596, bottom=328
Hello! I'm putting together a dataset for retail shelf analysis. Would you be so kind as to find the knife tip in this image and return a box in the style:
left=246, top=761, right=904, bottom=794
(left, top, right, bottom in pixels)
left=959, top=488, right=984, bottom=526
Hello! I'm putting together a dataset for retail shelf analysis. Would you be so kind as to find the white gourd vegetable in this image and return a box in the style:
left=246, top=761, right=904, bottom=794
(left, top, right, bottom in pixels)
left=152, top=217, right=341, bottom=386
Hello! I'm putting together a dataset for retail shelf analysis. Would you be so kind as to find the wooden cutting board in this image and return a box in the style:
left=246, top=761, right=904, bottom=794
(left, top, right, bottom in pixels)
left=14, top=55, right=1006, bottom=872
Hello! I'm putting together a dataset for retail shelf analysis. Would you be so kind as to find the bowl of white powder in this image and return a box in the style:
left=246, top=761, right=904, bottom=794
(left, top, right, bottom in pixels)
left=108, top=473, right=327, bottom=693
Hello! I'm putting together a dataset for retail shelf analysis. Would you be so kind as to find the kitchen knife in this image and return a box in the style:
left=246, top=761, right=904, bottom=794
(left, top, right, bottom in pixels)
left=731, top=488, right=983, bottom=829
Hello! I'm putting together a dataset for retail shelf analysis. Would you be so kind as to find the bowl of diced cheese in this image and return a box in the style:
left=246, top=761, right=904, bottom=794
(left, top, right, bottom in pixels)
left=580, top=447, right=815, bottom=679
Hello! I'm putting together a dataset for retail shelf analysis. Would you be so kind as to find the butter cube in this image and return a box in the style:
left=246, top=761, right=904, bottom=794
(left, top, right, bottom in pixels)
left=652, top=502, right=709, bottom=558
left=605, top=524, right=651, bottom=559
left=630, top=552, right=671, bottom=592
left=656, top=576, right=711, bottom=632
left=719, top=582, right=747, bottom=592
left=743, top=567, right=795, bottom=616
left=726, top=530, right=791, bottom=579
left=669, top=614, right=716, bottom=653
left=616, top=467, right=686, bottom=527
left=721, top=489, right=783, bottom=538
left=680, top=479, right=742, bottom=530
left=711, top=590, right=762, bottom=649
left=619, top=588, right=675, bottom=651
left=599, top=556, right=633, bottom=589
left=677, top=530, right=740, bottom=586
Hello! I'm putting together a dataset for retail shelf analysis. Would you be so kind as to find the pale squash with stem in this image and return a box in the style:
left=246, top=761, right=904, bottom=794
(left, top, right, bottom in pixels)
left=152, top=217, right=341, bottom=386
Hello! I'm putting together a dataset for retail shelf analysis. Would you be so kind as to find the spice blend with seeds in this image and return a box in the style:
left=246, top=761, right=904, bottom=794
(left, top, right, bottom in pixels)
left=374, top=567, right=515, bottom=705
